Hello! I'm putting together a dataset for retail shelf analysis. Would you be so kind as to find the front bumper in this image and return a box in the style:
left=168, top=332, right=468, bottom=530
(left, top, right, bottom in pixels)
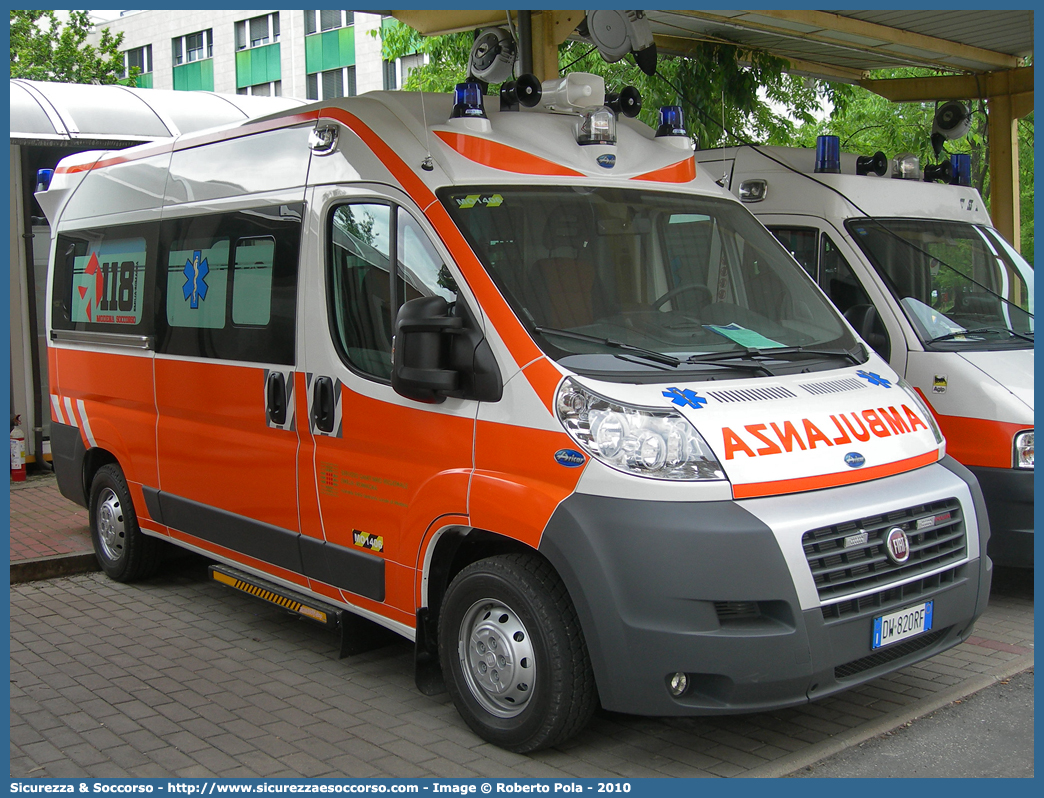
left=538, top=456, right=991, bottom=716
left=968, top=465, right=1033, bottom=567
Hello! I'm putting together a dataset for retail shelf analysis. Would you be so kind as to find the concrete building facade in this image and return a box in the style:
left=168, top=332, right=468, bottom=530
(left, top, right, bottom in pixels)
left=88, top=10, right=423, bottom=102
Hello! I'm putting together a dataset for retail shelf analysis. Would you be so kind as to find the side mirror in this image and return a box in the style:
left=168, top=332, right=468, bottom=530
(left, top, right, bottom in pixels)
left=392, top=296, right=503, bottom=404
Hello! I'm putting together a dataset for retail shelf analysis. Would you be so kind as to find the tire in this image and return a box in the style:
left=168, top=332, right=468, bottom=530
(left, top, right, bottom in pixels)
left=438, top=553, right=597, bottom=752
left=89, top=464, right=163, bottom=582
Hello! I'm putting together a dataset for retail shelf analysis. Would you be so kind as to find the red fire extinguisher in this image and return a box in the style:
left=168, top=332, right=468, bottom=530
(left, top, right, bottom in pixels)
left=11, top=415, right=27, bottom=482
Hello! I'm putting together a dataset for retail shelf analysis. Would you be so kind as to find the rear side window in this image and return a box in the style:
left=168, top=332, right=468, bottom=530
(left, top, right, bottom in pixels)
left=52, top=224, right=156, bottom=336
left=156, top=205, right=302, bottom=364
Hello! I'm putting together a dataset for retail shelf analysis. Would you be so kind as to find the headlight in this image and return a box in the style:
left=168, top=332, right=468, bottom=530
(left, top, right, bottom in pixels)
left=556, top=378, right=725, bottom=481
left=898, top=378, right=944, bottom=446
left=1015, top=431, right=1033, bottom=469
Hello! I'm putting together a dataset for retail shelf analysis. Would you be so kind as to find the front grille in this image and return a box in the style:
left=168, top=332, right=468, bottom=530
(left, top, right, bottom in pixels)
left=803, top=498, right=966, bottom=605
left=834, top=627, right=950, bottom=680
left=821, top=565, right=965, bottom=620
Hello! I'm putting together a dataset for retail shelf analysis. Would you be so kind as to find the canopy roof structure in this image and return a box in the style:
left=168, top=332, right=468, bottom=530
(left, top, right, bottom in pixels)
left=10, top=79, right=306, bottom=147
left=392, top=8, right=1033, bottom=250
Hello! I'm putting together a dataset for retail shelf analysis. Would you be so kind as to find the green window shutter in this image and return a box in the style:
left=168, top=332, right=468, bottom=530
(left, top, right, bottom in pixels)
left=338, top=26, right=355, bottom=66
left=139, top=72, right=153, bottom=89
left=200, top=58, right=214, bottom=91
left=305, top=34, right=322, bottom=74
left=235, top=49, right=252, bottom=89
left=266, top=43, right=281, bottom=82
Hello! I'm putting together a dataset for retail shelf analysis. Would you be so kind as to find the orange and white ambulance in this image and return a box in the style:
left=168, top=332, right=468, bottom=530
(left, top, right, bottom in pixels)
left=695, top=143, right=1033, bottom=566
left=40, top=74, right=991, bottom=752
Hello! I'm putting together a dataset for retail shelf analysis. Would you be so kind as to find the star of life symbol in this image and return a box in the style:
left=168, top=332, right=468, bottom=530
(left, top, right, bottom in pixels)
left=856, top=370, right=892, bottom=388
left=662, top=387, right=707, bottom=409
left=183, top=250, right=209, bottom=309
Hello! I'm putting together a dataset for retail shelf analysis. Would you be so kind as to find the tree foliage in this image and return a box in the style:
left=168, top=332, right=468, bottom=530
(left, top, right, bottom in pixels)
left=10, top=10, right=131, bottom=85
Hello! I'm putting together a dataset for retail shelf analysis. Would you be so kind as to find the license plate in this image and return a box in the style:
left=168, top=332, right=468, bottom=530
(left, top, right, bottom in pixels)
left=872, top=600, right=934, bottom=649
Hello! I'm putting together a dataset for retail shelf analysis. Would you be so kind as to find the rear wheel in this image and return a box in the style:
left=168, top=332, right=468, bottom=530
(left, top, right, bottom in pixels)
left=89, top=464, right=163, bottom=582
left=439, top=553, right=596, bottom=752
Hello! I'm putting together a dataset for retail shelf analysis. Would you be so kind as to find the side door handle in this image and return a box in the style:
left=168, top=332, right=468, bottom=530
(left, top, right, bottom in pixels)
left=266, top=371, right=287, bottom=426
left=312, top=376, right=335, bottom=433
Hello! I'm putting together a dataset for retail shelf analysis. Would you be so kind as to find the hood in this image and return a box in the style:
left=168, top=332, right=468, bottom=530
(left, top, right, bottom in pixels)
left=957, top=349, right=1034, bottom=412
left=575, top=364, right=942, bottom=500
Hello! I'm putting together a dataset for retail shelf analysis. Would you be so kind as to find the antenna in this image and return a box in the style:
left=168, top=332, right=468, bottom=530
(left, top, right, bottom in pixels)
left=419, top=90, right=433, bottom=171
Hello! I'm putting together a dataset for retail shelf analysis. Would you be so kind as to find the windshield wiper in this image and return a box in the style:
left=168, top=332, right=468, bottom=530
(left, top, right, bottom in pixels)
left=928, top=327, right=1034, bottom=344
left=534, top=326, right=681, bottom=367
left=752, top=345, right=866, bottom=365
left=686, top=344, right=865, bottom=367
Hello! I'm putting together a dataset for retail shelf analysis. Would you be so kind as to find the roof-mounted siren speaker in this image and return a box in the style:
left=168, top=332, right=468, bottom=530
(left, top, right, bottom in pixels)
left=931, top=101, right=972, bottom=157
left=923, top=160, right=954, bottom=184
left=856, top=151, right=888, bottom=176
left=578, top=10, right=658, bottom=76
left=500, top=73, right=542, bottom=111
left=539, top=72, right=605, bottom=112
left=468, top=27, right=516, bottom=85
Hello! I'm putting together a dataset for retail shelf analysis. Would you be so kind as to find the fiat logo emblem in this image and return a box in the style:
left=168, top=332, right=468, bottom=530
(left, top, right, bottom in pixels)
left=884, top=527, right=910, bottom=564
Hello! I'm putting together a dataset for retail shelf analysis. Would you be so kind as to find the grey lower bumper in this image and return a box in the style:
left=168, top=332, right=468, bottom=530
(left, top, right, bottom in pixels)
left=968, top=465, right=1033, bottom=567
left=538, top=457, right=991, bottom=716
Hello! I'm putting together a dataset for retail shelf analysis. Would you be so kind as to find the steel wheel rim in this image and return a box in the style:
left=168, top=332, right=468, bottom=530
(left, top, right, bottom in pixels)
left=457, top=599, right=536, bottom=718
left=96, top=487, right=126, bottom=562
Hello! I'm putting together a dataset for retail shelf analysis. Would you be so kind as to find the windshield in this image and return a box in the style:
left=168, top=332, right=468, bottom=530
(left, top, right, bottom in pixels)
left=441, top=186, right=860, bottom=379
left=846, top=218, right=1033, bottom=350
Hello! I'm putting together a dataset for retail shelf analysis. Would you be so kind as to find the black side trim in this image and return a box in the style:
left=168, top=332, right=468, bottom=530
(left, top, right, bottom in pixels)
left=153, top=490, right=304, bottom=574
left=50, top=422, right=88, bottom=508
left=142, top=486, right=163, bottom=524
left=299, top=536, right=385, bottom=602
left=142, top=486, right=386, bottom=602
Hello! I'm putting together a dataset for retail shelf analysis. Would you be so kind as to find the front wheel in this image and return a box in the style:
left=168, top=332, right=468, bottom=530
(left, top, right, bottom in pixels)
left=438, top=553, right=596, bottom=752
left=89, top=464, right=163, bottom=582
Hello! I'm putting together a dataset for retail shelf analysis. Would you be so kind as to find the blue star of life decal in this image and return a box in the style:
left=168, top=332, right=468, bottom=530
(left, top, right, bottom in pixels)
left=183, top=250, right=210, bottom=309
left=856, top=370, right=892, bottom=388
left=662, top=387, right=707, bottom=409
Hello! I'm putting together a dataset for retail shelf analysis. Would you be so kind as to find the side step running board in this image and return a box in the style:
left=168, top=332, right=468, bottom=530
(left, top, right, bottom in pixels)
left=209, top=564, right=397, bottom=658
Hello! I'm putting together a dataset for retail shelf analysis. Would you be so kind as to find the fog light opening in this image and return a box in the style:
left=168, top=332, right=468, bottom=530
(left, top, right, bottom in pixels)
left=668, top=672, right=689, bottom=697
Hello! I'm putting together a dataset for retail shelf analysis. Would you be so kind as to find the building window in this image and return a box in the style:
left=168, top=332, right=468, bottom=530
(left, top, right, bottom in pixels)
left=236, top=13, right=280, bottom=51
left=173, top=29, right=212, bottom=65
left=399, top=53, right=426, bottom=86
left=382, top=60, right=397, bottom=91
left=306, top=67, right=356, bottom=101
left=237, top=81, right=282, bottom=97
left=304, top=10, right=354, bottom=35
left=121, top=44, right=152, bottom=78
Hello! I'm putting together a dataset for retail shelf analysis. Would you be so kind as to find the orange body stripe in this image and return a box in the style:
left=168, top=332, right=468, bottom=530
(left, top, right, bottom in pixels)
left=915, top=388, right=1027, bottom=469
left=732, top=450, right=940, bottom=499
left=434, top=130, right=584, bottom=176
left=631, top=156, right=696, bottom=183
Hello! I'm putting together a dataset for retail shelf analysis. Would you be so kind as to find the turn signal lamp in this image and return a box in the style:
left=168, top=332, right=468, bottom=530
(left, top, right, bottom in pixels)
left=1015, top=431, right=1033, bottom=469
left=656, top=106, right=687, bottom=138
left=814, top=135, right=841, bottom=173
left=576, top=106, right=617, bottom=146
left=892, top=153, right=921, bottom=180
left=451, top=82, right=487, bottom=119
left=951, top=153, right=972, bottom=186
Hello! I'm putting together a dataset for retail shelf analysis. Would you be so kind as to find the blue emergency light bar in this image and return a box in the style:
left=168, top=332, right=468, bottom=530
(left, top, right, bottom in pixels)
left=950, top=153, right=971, bottom=186
left=815, top=135, right=841, bottom=174
left=655, top=106, right=687, bottom=138
left=451, top=83, right=487, bottom=119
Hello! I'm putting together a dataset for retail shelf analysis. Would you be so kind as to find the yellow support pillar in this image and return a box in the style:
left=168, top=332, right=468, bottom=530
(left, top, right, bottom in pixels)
left=988, top=92, right=1021, bottom=251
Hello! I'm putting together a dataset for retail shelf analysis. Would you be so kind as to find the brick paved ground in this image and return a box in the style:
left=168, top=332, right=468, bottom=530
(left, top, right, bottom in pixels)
left=9, top=473, right=92, bottom=562
left=9, top=559, right=1033, bottom=779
